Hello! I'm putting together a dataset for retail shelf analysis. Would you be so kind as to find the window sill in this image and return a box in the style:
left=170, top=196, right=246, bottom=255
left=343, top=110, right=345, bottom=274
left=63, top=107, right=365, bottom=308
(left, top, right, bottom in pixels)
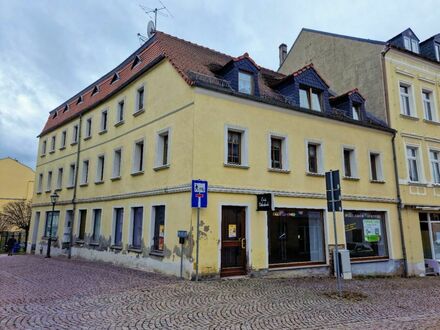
left=114, top=120, right=124, bottom=127
left=36, top=191, right=42, bottom=195
left=131, top=171, right=144, bottom=176
left=400, top=113, right=419, bottom=121
left=84, top=136, right=92, bottom=141
left=66, top=185, right=74, bottom=190
left=343, top=176, right=360, bottom=181
left=45, top=190, right=51, bottom=193
left=350, top=256, right=389, bottom=264
left=423, top=119, right=440, bottom=126
left=89, top=242, right=99, bottom=247
left=110, top=245, right=123, bottom=250
left=110, top=176, right=121, bottom=181
left=128, top=247, right=142, bottom=253
left=79, top=183, right=88, bottom=187
left=149, top=250, right=164, bottom=257
left=408, top=181, right=428, bottom=186
left=42, top=236, right=58, bottom=241
left=370, top=179, right=386, bottom=184
left=49, top=150, right=55, bottom=154
left=153, top=164, right=170, bottom=171
left=306, top=171, right=324, bottom=177
left=59, top=146, right=66, bottom=151
left=133, top=108, right=145, bottom=117
left=94, top=180, right=104, bottom=185
left=223, top=163, right=249, bottom=169
left=40, top=154, right=46, bottom=158
left=98, top=129, right=107, bottom=135
left=55, top=188, right=62, bottom=192
left=70, top=142, right=78, bottom=146
left=268, top=168, right=291, bottom=174
left=75, top=240, right=85, bottom=245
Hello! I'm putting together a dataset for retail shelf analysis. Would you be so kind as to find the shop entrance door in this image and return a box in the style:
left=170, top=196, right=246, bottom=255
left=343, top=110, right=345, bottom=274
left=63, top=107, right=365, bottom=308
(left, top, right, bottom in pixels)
left=220, top=206, right=247, bottom=277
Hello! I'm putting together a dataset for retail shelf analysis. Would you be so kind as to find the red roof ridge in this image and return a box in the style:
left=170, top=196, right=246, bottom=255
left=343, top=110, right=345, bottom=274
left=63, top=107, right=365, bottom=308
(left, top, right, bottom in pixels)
left=232, top=52, right=261, bottom=70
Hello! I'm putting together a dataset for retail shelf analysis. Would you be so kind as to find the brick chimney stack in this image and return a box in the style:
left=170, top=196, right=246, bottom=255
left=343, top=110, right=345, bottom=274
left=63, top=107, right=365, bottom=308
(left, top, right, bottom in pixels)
left=279, top=43, right=287, bottom=67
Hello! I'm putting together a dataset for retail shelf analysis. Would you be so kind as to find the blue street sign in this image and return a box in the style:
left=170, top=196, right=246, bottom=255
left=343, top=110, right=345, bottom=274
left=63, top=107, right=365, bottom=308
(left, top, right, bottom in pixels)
left=191, top=180, right=208, bottom=208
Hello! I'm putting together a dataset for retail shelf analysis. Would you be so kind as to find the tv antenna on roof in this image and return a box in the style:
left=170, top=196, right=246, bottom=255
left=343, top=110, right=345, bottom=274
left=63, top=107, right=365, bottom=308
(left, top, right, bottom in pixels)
left=137, top=1, right=173, bottom=44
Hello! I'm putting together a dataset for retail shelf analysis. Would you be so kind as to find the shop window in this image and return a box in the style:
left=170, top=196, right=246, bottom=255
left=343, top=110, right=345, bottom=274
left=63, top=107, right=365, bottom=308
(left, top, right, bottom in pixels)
left=344, top=211, right=388, bottom=260
left=113, top=208, right=124, bottom=246
left=419, top=213, right=440, bottom=260
left=152, top=205, right=165, bottom=252
left=91, top=209, right=101, bottom=242
left=131, top=207, right=143, bottom=249
left=78, top=210, right=87, bottom=241
left=299, top=86, right=322, bottom=112
left=268, top=209, right=325, bottom=266
left=44, top=211, right=59, bottom=238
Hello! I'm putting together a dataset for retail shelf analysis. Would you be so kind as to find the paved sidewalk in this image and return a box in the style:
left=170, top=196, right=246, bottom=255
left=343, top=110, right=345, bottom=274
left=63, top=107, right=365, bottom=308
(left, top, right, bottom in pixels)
left=1, top=255, right=440, bottom=329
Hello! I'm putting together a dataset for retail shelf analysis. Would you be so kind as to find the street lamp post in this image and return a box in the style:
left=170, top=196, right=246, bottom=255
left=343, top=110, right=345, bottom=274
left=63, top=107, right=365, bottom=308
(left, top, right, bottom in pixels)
left=46, top=191, right=59, bottom=258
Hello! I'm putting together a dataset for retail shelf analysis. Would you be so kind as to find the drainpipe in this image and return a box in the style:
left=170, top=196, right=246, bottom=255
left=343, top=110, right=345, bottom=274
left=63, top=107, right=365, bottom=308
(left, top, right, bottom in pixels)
left=381, top=48, right=408, bottom=277
left=68, top=114, right=83, bottom=259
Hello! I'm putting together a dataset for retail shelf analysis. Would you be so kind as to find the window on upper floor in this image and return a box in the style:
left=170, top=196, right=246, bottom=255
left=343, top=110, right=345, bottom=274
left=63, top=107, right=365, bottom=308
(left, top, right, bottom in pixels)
left=343, top=148, right=358, bottom=179
left=112, top=148, right=122, bottom=179
left=227, top=130, right=242, bottom=165
left=60, top=130, right=67, bottom=149
left=307, top=142, right=323, bottom=174
left=46, top=171, right=52, bottom=192
left=299, top=86, right=322, bottom=112
left=422, top=90, right=436, bottom=121
left=404, top=36, right=419, bottom=53
left=37, top=173, right=43, bottom=193
left=269, top=135, right=288, bottom=171
left=117, top=99, right=125, bottom=124
left=68, top=163, right=76, bottom=187
left=407, top=146, right=421, bottom=182
left=155, top=130, right=170, bottom=168
left=81, top=160, right=89, bottom=185
left=100, top=110, right=108, bottom=132
left=435, top=43, right=440, bottom=62
left=430, top=150, right=440, bottom=184
left=56, top=168, right=63, bottom=190
left=132, top=139, right=145, bottom=173
left=50, top=136, right=56, bottom=152
left=85, top=118, right=92, bottom=138
left=96, top=155, right=105, bottom=183
left=72, top=125, right=79, bottom=144
left=41, top=140, right=47, bottom=156
left=369, top=152, right=383, bottom=182
left=135, top=86, right=145, bottom=113
left=238, top=71, right=254, bottom=95
left=399, top=83, right=414, bottom=117
left=224, top=125, right=248, bottom=167
left=352, top=103, right=361, bottom=120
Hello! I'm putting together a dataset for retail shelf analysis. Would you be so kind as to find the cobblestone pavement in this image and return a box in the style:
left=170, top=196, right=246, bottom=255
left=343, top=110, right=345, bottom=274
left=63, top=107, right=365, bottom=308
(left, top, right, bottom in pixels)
left=2, top=255, right=440, bottom=329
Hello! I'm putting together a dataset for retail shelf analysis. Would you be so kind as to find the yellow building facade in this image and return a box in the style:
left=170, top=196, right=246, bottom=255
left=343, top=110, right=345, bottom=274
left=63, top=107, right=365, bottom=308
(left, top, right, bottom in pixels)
left=29, top=32, right=403, bottom=278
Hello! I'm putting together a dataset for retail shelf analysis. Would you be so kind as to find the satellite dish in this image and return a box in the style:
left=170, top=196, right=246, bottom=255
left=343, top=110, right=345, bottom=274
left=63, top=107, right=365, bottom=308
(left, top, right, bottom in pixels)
left=147, top=20, right=156, bottom=38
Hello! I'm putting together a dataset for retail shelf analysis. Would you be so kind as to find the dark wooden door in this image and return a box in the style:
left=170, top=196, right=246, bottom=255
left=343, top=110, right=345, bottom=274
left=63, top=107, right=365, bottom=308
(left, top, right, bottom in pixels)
left=221, top=206, right=247, bottom=277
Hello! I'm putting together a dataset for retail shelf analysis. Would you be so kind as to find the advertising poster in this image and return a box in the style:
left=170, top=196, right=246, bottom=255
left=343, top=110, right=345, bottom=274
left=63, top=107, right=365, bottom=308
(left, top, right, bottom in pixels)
left=363, top=219, right=381, bottom=242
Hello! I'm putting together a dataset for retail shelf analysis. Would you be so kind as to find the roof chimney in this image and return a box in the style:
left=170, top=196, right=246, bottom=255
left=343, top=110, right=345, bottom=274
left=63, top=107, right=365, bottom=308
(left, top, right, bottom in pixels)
left=279, top=43, right=287, bottom=66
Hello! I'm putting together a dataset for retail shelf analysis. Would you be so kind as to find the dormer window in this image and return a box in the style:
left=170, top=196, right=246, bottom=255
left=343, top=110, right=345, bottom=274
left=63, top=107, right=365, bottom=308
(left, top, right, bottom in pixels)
left=435, top=43, right=440, bottom=61
left=77, top=95, right=83, bottom=105
left=111, top=73, right=120, bottom=84
left=63, top=104, right=69, bottom=113
left=52, top=111, right=58, bottom=119
left=91, top=85, right=99, bottom=96
left=299, top=86, right=322, bottom=112
left=403, top=36, right=419, bottom=53
left=352, top=103, right=361, bottom=120
left=132, top=55, right=141, bottom=69
left=238, top=71, right=254, bottom=95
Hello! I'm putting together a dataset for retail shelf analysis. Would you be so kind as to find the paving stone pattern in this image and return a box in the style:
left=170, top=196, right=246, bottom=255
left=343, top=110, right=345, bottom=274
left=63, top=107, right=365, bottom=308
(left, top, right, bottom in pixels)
left=1, top=255, right=440, bottom=329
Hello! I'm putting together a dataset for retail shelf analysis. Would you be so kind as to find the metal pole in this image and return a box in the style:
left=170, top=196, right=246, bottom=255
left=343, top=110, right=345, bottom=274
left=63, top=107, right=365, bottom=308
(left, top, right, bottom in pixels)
left=195, top=206, right=200, bottom=281
left=180, top=242, right=184, bottom=279
left=330, top=170, right=342, bottom=296
left=46, top=202, right=55, bottom=258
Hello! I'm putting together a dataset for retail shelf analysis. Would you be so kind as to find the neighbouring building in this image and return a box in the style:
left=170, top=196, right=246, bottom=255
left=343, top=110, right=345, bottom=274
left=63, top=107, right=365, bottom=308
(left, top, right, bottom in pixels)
left=281, top=27, right=440, bottom=276
left=29, top=31, right=403, bottom=279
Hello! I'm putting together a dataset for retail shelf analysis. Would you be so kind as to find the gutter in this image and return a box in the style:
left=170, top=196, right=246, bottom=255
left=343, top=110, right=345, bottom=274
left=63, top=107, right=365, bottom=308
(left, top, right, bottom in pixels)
left=68, top=113, right=83, bottom=259
left=381, top=48, right=408, bottom=277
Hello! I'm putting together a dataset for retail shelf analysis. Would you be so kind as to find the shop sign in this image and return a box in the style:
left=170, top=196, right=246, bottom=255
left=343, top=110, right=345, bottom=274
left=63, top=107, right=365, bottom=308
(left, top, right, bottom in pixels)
left=257, top=193, right=273, bottom=211
left=363, top=219, right=381, bottom=242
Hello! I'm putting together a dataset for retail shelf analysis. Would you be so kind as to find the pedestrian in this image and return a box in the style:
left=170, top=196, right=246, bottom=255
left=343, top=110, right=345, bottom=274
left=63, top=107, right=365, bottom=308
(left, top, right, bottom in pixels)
left=7, top=235, right=17, bottom=256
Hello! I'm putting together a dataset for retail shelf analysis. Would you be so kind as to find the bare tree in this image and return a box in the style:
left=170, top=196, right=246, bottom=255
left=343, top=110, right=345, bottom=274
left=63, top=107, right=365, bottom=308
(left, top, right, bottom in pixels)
left=0, top=200, right=32, bottom=250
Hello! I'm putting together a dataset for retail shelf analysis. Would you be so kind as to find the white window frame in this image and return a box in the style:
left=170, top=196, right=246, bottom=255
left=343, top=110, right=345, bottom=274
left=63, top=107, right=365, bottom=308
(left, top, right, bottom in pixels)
left=435, top=43, right=440, bottom=62
left=154, top=128, right=171, bottom=168
left=132, top=138, right=145, bottom=174
left=56, top=167, right=63, bottom=190
left=112, top=147, right=122, bottom=179
left=268, top=133, right=289, bottom=171
left=421, top=88, right=437, bottom=122
left=81, top=159, right=90, bottom=185
left=368, top=151, right=384, bottom=182
left=405, top=143, right=424, bottom=183
left=46, top=170, right=52, bottom=192
left=238, top=71, right=254, bottom=95
left=100, top=109, right=108, bottom=132
left=224, top=124, right=249, bottom=167
left=428, top=147, right=440, bottom=185
left=135, top=84, right=145, bottom=114
left=95, top=154, right=105, bottom=183
left=37, top=173, right=43, bottom=193
left=305, top=139, right=324, bottom=175
left=403, top=36, right=411, bottom=50
left=68, top=163, right=76, bottom=188
left=399, top=81, right=416, bottom=117
left=60, top=130, right=67, bottom=149
left=341, top=146, right=358, bottom=179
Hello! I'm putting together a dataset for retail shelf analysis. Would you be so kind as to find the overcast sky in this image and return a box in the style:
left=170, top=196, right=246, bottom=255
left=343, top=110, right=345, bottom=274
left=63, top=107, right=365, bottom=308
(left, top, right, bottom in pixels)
left=0, top=0, right=438, bottom=169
